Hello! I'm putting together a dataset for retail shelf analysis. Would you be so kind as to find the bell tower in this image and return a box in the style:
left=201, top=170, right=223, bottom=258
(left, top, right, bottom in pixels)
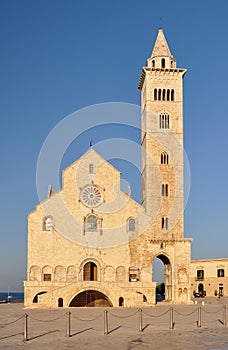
left=138, top=28, right=187, bottom=239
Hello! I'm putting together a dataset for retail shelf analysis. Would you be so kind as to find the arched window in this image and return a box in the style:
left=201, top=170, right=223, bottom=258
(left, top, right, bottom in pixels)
left=83, top=262, right=97, bottom=281
left=162, top=184, right=169, bottom=197
left=159, top=114, right=170, bottom=129
left=171, top=89, right=175, bottom=101
left=89, top=164, right=94, bottom=174
left=152, top=59, right=155, bottom=68
left=167, top=89, right=170, bottom=101
left=162, top=217, right=168, bottom=230
left=86, top=215, right=97, bottom=231
left=162, top=89, right=166, bottom=101
left=158, top=89, right=161, bottom=101
left=154, top=88, right=157, bottom=101
left=128, top=218, right=136, bottom=232
left=161, top=152, right=169, bottom=165
left=165, top=114, right=169, bottom=128
left=43, top=216, right=53, bottom=231
left=161, top=58, right=165, bottom=68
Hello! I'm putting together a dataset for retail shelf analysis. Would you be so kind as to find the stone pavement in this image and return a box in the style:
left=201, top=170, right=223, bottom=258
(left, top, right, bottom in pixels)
left=0, top=298, right=228, bottom=349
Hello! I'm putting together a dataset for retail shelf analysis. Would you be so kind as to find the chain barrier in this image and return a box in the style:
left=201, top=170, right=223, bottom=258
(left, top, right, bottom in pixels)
left=108, top=310, right=138, bottom=318
left=0, top=305, right=227, bottom=342
left=28, top=314, right=65, bottom=322
left=142, top=308, right=170, bottom=318
left=173, top=308, right=198, bottom=317
left=0, top=316, right=23, bottom=326
left=70, top=313, right=103, bottom=322
left=201, top=307, right=223, bottom=314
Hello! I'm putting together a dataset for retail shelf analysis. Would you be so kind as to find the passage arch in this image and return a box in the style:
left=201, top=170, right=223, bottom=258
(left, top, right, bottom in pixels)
left=69, top=290, right=113, bottom=307
left=152, top=254, right=172, bottom=301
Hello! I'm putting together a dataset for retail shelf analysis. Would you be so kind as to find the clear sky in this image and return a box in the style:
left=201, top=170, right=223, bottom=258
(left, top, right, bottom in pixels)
left=0, top=0, right=228, bottom=291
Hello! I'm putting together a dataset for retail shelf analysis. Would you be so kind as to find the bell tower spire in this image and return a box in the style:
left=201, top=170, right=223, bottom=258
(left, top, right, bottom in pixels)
left=149, top=28, right=176, bottom=69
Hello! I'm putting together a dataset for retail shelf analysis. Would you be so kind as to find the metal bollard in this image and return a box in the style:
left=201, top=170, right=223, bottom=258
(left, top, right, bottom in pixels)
left=223, top=305, right=227, bottom=326
left=169, top=307, right=174, bottom=329
left=66, top=311, right=71, bottom=337
left=197, top=306, right=201, bottom=328
left=23, top=314, right=28, bottom=342
left=138, top=309, right=143, bottom=332
left=104, top=310, right=108, bottom=335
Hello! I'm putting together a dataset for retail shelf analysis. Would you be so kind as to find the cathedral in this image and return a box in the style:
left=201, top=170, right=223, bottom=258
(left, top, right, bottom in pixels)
left=24, top=28, right=194, bottom=308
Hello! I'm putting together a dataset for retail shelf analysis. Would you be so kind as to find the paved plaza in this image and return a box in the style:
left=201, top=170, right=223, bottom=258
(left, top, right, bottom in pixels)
left=0, top=298, right=228, bottom=349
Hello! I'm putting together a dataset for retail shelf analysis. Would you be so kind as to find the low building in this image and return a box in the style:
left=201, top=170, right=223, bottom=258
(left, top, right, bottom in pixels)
left=190, top=259, right=228, bottom=297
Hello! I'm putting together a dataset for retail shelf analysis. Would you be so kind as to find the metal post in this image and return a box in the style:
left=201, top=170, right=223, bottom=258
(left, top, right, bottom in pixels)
left=138, top=309, right=143, bottom=332
left=66, top=311, right=71, bottom=337
left=170, top=307, right=174, bottom=329
left=223, top=305, right=227, bottom=326
left=23, top=314, right=28, bottom=342
left=197, top=306, right=201, bottom=328
left=104, top=310, right=108, bottom=335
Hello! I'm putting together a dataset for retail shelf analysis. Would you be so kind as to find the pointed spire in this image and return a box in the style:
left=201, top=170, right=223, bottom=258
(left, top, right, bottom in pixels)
left=151, top=28, right=173, bottom=58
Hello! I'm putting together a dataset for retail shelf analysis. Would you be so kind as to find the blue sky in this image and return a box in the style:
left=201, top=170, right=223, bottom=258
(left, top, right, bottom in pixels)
left=0, top=0, right=228, bottom=291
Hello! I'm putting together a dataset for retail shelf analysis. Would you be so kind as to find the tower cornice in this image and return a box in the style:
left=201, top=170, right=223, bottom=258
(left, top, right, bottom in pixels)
left=138, top=67, right=187, bottom=91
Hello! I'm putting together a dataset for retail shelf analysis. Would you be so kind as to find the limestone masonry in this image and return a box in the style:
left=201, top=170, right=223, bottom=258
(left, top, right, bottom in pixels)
left=24, top=29, right=227, bottom=308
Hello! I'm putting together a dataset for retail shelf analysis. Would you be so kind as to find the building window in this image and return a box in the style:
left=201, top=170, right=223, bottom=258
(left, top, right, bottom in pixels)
left=83, top=262, right=97, bottom=281
left=129, top=267, right=140, bottom=282
left=58, top=298, right=63, bottom=307
left=161, top=58, right=165, bottom=68
left=128, top=218, right=136, bottom=232
left=154, top=88, right=157, bottom=100
left=161, top=184, right=169, bottom=197
left=89, top=164, right=94, bottom=174
left=158, top=89, right=161, bottom=101
left=159, top=114, right=170, bottom=129
left=162, top=89, right=166, bottom=100
left=119, top=297, right=124, bottom=306
left=162, top=217, right=168, bottom=230
left=86, top=215, right=97, bottom=231
left=171, top=89, right=175, bottom=101
left=43, top=273, right=51, bottom=282
left=217, top=269, right=225, bottom=277
left=196, top=270, right=204, bottom=281
left=43, top=216, right=53, bottom=231
left=152, top=59, right=155, bottom=68
left=161, top=152, right=169, bottom=165
left=167, top=89, right=170, bottom=101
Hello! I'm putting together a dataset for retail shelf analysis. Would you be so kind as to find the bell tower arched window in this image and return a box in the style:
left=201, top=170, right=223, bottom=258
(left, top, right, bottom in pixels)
left=161, top=58, right=165, bottom=68
left=161, top=152, right=169, bottom=165
left=154, top=88, right=157, bottom=101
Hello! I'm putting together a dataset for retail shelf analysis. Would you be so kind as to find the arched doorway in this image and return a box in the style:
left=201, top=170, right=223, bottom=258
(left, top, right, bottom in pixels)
left=69, top=290, right=112, bottom=307
left=119, top=297, right=124, bottom=306
left=58, top=298, right=63, bottom=307
left=152, top=254, right=172, bottom=301
left=198, top=283, right=204, bottom=296
left=83, top=262, right=97, bottom=281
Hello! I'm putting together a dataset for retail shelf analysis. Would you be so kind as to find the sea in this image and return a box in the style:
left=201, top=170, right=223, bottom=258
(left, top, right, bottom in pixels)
left=0, top=292, right=24, bottom=302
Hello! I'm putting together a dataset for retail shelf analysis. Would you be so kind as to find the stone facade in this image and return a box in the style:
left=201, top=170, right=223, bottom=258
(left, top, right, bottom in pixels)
left=24, top=28, right=193, bottom=308
left=190, top=259, right=228, bottom=297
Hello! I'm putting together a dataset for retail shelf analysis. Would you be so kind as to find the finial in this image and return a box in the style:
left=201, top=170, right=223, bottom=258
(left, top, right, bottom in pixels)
left=89, top=139, right=93, bottom=148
